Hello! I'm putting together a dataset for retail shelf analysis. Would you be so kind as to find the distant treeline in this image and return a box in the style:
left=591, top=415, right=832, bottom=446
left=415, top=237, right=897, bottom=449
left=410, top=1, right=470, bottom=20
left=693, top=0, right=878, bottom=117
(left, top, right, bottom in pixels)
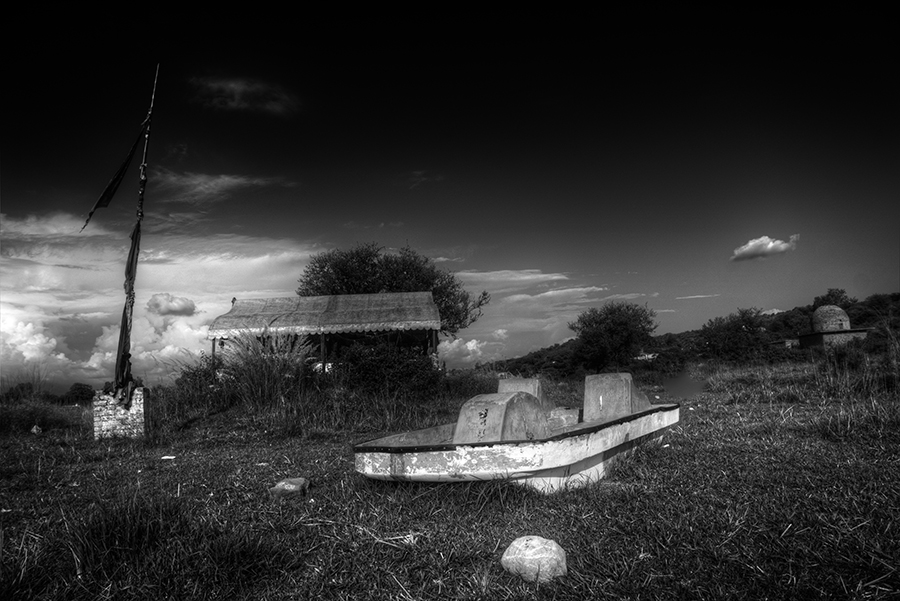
left=484, top=291, right=900, bottom=380
left=0, top=381, right=97, bottom=406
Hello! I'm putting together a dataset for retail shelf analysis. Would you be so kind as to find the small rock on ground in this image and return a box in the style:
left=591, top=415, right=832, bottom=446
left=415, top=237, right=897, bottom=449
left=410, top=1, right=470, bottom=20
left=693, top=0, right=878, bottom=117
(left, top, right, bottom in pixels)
left=501, top=535, right=567, bottom=583
left=269, top=477, right=310, bottom=498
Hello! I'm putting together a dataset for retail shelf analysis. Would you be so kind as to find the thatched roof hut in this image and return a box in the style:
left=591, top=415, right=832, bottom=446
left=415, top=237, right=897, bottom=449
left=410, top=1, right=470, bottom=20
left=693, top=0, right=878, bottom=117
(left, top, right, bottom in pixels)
left=207, top=292, right=441, bottom=358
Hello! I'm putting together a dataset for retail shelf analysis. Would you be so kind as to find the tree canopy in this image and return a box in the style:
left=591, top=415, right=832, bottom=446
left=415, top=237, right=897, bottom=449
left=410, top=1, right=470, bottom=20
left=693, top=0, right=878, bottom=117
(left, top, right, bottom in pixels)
left=296, top=243, right=490, bottom=336
left=813, top=288, right=858, bottom=310
left=700, top=307, right=774, bottom=362
left=568, top=302, right=657, bottom=371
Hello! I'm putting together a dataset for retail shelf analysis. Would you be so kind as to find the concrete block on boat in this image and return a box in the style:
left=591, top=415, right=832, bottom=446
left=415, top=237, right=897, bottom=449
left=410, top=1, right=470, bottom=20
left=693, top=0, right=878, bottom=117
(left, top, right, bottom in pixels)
left=453, top=391, right=551, bottom=444
left=548, top=406, right=580, bottom=431
left=584, top=373, right=650, bottom=422
left=497, top=378, right=552, bottom=410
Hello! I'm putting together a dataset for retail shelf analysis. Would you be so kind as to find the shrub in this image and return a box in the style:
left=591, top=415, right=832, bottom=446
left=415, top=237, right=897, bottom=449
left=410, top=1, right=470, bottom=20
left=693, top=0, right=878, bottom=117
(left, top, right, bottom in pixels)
left=331, top=340, right=442, bottom=401
left=569, top=302, right=657, bottom=372
left=0, top=401, right=87, bottom=435
left=61, top=382, right=96, bottom=405
left=149, top=352, right=237, bottom=435
left=700, top=308, right=772, bottom=363
left=439, top=369, right=497, bottom=401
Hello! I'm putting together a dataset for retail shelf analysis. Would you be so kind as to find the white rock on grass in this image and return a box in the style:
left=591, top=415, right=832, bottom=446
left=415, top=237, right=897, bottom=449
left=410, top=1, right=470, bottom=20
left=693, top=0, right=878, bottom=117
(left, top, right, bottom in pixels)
left=269, top=477, right=310, bottom=498
left=501, top=535, right=567, bottom=583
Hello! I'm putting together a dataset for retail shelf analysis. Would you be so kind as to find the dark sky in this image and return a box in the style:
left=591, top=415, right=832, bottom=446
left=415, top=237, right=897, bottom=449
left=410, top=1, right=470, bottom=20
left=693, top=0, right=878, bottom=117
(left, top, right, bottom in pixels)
left=2, top=25, right=898, bottom=389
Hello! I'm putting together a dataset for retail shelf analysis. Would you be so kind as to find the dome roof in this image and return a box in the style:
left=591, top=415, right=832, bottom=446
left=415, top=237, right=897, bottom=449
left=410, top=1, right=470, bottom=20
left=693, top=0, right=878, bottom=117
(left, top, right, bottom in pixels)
left=812, top=305, right=850, bottom=332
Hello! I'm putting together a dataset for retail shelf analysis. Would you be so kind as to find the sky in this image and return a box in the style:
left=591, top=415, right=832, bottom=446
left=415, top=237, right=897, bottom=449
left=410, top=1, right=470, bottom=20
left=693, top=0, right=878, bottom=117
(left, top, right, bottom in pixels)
left=2, top=27, right=898, bottom=392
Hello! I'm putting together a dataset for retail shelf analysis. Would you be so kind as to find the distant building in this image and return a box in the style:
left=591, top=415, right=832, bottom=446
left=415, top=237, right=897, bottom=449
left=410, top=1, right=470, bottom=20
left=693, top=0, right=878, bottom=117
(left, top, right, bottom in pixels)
left=798, top=305, right=868, bottom=349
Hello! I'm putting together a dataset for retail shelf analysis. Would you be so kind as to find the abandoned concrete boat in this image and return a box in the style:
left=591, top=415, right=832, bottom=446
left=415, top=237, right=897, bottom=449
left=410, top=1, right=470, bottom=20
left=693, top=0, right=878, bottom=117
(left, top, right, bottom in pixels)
left=354, top=374, right=679, bottom=493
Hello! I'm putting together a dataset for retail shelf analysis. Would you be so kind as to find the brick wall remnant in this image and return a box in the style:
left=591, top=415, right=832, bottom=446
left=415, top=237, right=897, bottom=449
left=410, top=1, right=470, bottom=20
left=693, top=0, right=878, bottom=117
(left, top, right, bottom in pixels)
left=92, top=388, right=149, bottom=439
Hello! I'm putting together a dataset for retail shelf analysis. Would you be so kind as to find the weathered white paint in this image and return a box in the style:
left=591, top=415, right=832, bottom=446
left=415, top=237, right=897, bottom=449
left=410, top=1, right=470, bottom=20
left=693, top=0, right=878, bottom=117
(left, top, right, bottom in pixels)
left=354, top=404, right=679, bottom=493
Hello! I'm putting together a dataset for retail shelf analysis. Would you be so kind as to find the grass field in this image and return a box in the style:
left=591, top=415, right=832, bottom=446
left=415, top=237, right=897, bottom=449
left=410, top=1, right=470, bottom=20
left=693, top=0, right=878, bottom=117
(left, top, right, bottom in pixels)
left=1, top=358, right=898, bottom=600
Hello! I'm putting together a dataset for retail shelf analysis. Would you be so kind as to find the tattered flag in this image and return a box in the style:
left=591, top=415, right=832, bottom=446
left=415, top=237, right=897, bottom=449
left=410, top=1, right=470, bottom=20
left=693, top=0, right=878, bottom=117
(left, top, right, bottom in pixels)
left=113, top=220, right=142, bottom=395
left=80, top=119, right=149, bottom=232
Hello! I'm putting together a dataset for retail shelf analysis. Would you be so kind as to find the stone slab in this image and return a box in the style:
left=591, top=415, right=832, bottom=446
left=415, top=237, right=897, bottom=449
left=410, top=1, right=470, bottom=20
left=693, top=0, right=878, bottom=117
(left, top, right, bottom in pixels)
left=452, top=391, right=550, bottom=444
left=498, top=378, right=553, bottom=411
left=584, top=373, right=631, bottom=422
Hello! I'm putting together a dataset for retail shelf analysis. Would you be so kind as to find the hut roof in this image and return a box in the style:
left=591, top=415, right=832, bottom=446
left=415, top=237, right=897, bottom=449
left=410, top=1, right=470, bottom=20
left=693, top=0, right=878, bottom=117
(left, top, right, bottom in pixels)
left=207, top=292, right=441, bottom=339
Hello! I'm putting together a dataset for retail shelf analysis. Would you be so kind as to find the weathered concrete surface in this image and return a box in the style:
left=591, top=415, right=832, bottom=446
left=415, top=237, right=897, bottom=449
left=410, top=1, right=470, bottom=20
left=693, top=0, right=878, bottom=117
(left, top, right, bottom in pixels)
left=452, top=391, right=551, bottom=444
left=501, top=536, right=567, bottom=583
left=355, top=404, right=680, bottom=492
left=548, top=407, right=580, bottom=431
left=584, top=373, right=650, bottom=422
left=498, top=378, right=553, bottom=411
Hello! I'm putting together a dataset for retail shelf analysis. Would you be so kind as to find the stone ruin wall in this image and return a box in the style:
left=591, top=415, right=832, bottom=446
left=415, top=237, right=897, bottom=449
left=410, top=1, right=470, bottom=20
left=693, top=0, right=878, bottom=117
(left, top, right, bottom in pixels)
left=821, top=331, right=868, bottom=348
left=93, top=388, right=149, bottom=439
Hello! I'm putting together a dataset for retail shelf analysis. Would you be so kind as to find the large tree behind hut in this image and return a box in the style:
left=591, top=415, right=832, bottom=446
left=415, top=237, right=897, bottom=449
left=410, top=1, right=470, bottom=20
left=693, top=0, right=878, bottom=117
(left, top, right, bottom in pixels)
left=296, top=243, right=490, bottom=336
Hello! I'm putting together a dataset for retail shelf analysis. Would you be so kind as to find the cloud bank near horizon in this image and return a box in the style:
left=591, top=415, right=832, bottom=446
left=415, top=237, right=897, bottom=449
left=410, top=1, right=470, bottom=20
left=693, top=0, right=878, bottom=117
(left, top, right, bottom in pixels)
left=1, top=211, right=318, bottom=391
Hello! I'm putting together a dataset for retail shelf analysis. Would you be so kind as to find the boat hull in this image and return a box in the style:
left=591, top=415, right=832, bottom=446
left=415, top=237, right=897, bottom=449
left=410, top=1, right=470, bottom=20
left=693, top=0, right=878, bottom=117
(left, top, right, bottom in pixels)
left=354, top=403, right=679, bottom=493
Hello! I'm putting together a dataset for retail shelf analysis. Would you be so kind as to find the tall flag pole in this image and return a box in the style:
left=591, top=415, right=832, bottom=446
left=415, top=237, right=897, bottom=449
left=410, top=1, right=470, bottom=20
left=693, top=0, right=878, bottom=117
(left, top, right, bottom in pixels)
left=82, top=64, right=160, bottom=403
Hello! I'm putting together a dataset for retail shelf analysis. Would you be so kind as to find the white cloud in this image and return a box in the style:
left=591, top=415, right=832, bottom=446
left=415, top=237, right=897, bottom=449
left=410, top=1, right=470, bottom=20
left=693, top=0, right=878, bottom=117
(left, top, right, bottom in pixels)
left=1, top=212, right=113, bottom=238
left=1, top=309, right=61, bottom=362
left=599, top=292, right=647, bottom=301
left=1, top=211, right=320, bottom=392
left=190, top=77, right=299, bottom=115
left=455, top=269, right=570, bottom=294
left=147, top=293, right=197, bottom=317
left=438, top=338, right=502, bottom=366
left=454, top=285, right=613, bottom=362
left=504, top=286, right=607, bottom=305
left=1, top=302, right=73, bottom=391
left=675, top=294, right=721, bottom=300
left=152, top=168, right=294, bottom=205
left=730, top=234, right=799, bottom=261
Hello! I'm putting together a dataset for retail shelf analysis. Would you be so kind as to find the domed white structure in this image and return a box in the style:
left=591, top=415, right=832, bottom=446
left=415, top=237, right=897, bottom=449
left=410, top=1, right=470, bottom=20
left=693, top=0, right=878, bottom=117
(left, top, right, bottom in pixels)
left=812, top=305, right=851, bottom=332
left=799, top=304, right=868, bottom=349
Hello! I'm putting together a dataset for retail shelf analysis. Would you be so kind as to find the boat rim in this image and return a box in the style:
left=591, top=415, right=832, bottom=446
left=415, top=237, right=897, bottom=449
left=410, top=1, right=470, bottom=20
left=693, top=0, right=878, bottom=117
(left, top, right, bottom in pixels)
left=353, top=402, right=679, bottom=454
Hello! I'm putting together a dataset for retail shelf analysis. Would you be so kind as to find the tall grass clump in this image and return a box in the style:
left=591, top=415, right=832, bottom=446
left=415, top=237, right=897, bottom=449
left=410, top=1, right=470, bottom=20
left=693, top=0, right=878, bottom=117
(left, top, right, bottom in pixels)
left=812, top=337, right=900, bottom=441
left=0, top=363, right=52, bottom=404
left=1, top=491, right=294, bottom=600
left=149, top=352, right=237, bottom=434
left=439, top=369, right=497, bottom=401
left=0, top=401, right=88, bottom=435
left=0, top=366, right=88, bottom=435
left=148, top=332, right=310, bottom=435
left=703, top=362, right=814, bottom=405
left=220, top=332, right=311, bottom=410
left=701, top=328, right=900, bottom=442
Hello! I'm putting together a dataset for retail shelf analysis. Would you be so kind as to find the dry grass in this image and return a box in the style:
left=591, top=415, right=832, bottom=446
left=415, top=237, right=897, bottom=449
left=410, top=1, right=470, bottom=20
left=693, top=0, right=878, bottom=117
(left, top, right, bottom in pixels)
left=2, top=347, right=898, bottom=600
